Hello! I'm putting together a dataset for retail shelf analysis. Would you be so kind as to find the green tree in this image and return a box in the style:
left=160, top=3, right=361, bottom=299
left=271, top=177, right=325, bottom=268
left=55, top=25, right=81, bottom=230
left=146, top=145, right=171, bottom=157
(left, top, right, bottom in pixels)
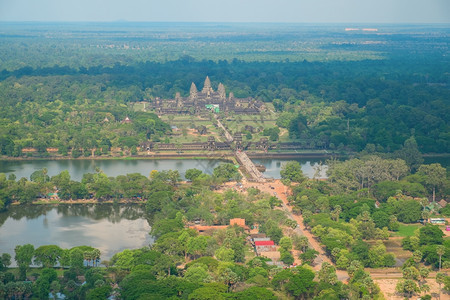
left=86, top=285, right=112, bottom=300
left=293, top=235, right=309, bottom=253
left=418, top=163, right=446, bottom=202
left=188, top=283, right=227, bottom=300
left=394, top=137, right=423, bottom=171
left=397, top=199, right=422, bottom=223
left=184, top=264, right=211, bottom=283
left=185, top=168, right=203, bottom=181
left=318, top=262, right=338, bottom=285
left=272, top=267, right=315, bottom=298
left=212, top=164, right=239, bottom=182
left=299, top=248, right=318, bottom=266
left=396, top=279, right=419, bottom=298
left=436, top=245, right=446, bottom=271
left=35, top=268, right=57, bottom=299
left=14, top=244, right=34, bottom=280
left=219, top=267, right=239, bottom=292
left=279, top=236, right=293, bottom=252
left=419, top=225, right=444, bottom=245
left=436, top=272, right=446, bottom=300
left=368, top=241, right=388, bottom=268
left=280, top=161, right=306, bottom=184
left=0, top=253, right=11, bottom=270
left=215, top=247, right=234, bottom=262
left=34, top=245, right=63, bottom=267
left=233, top=286, right=276, bottom=300
left=331, top=205, right=342, bottom=222
left=188, top=236, right=211, bottom=259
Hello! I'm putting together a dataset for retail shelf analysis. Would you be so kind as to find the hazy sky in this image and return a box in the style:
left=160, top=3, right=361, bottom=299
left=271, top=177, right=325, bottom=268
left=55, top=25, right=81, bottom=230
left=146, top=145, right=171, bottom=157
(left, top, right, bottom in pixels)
left=0, top=0, right=449, bottom=23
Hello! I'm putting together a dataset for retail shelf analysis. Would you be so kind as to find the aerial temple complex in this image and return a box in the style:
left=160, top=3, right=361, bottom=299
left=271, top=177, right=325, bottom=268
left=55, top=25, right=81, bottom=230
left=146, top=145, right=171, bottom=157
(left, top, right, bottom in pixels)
left=152, top=76, right=263, bottom=115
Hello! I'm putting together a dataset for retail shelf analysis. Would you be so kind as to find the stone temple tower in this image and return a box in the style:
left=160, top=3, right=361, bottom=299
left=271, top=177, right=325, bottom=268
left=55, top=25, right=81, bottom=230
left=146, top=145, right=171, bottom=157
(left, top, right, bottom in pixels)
left=190, top=82, right=198, bottom=100
left=218, top=83, right=226, bottom=99
left=202, top=76, right=214, bottom=97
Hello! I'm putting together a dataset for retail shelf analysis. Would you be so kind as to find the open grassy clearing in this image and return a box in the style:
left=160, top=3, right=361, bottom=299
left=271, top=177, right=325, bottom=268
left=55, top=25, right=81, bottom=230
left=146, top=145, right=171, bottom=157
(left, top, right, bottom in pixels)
left=392, top=224, right=423, bottom=237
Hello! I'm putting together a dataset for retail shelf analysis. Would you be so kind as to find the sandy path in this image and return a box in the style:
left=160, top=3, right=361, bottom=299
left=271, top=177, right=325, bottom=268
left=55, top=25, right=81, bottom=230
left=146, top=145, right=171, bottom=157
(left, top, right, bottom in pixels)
left=232, top=179, right=447, bottom=298
left=240, top=179, right=349, bottom=281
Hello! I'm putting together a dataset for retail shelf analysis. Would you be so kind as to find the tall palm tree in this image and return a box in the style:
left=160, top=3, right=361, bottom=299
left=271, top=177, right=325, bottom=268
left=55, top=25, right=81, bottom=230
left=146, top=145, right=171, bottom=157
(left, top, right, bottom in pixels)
left=92, top=249, right=101, bottom=267
left=436, top=245, right=445, bottom=271
left=436, top=272, right=446, bottom=300
left=83, top=251, right=92, bottom=267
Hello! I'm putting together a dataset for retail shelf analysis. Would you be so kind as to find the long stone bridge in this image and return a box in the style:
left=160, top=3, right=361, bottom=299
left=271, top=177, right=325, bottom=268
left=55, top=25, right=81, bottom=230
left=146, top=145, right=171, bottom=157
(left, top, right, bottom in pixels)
left=215, top=115, right=266, bottom=182
left=235, top=151, right=266, bottom=182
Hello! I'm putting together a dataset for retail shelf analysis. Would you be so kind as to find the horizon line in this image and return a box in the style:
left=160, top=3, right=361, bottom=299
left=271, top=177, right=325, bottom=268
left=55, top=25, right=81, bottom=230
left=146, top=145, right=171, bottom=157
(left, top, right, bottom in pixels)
left=1, top=21, right=449, bottom=25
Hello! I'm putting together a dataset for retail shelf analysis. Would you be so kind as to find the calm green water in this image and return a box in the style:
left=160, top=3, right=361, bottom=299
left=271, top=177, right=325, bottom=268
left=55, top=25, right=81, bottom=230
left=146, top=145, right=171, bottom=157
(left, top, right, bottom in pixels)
left=252, top=158, right=328, bottom=179
left=0, top=158, right=327, bottom=180
left=0, top=159, right=226, bottom=181
left=0, top=204, right=152, bottom=265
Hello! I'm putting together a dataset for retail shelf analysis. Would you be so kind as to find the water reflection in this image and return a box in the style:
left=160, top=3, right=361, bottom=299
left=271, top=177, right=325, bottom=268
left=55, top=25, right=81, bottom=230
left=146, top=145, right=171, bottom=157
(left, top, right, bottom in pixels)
left=0, top=204, right=153, bottom=265
left=0, top=158, right=337, bottom=181
left=252, top=158, right=329, bottom=179
left=0, top=159, right=228, bottom=181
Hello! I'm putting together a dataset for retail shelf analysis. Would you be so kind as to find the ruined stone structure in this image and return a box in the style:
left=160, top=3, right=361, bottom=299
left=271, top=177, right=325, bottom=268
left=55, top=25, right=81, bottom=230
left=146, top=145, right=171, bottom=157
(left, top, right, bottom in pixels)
left=233, top=132, right=243, bottom=150
left=152, top=76, right=263, bottom=115
left=140, top=138, right=231, bottom=152
left=140, top=138, right=323, bottom=153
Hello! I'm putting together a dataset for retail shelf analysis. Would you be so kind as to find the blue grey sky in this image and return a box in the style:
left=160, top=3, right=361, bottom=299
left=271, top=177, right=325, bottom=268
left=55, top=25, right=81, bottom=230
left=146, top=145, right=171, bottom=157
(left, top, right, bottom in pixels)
left=0, top=0, right=449, bottom=23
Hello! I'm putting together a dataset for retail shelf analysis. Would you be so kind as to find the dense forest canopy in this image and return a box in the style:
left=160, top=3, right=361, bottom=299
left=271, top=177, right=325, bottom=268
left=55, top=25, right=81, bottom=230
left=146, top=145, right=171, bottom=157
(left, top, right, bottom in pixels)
left=0, top=23, right=448, bottom=155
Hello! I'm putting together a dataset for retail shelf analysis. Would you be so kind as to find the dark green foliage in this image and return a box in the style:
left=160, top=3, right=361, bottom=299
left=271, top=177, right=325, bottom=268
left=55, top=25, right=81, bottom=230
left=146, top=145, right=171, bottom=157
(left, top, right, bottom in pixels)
left=230, top=286, right=277, bottom=299
left=396, top=200, right=422, bottom=223
left=85, top=269, right=105, bottom=288
left=151, top=216, right=184, bottom=238
left=86, top=285, right=112, bottom=300
left=372, top=210, right=390, bottom=229
left=212, top=164, right=239, bottom=182
left=146, top=191, right=173, bottom=214
left=441, top=205, right=450, bottom=217
left=14, top=244, right=34, bottom=279
left=188, top=283, right=227, bottom=300
left=0, top=253, right=11, bottom=271
left=352, top=240, right=370, bottom=267
left=119, top=270, right=158, bottom=299
left=299, top=249, right=319, bottom=266
left=185, top=169, right=203, bottom=181
left=262, top=127, right=280, bottom=141
left=280, top=250, right=294, bottom=265
left=373, top=180, right=426, bottom=201
left=272, top=267, right=316, bottom=299
left=288, top=113, right=309, bottom=139
left=33, top=245, right=63, bottom=268
left=419, top=225, right=444, bottom=246
left=280, top=161, right=306, bottom=184
left=34, top=268, right=57, bottom=299
left=394, top=137, right=424, bottom=170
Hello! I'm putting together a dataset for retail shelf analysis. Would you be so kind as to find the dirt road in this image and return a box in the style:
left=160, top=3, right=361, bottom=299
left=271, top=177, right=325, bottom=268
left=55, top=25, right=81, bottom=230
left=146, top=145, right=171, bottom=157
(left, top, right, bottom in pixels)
left=241, top=179, right=349, bottom=281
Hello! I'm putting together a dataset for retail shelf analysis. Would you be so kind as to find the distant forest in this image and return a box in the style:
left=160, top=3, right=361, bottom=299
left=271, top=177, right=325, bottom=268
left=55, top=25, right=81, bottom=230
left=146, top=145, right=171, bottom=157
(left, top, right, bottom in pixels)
left=0, top=23, right=448, bottom=156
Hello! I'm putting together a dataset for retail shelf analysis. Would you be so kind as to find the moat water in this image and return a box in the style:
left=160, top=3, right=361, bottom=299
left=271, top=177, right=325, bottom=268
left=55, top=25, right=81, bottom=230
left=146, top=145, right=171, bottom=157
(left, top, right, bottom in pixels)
left=0, top=204, right=152, bottom=266
left=0, top=158, right=327, bottom=181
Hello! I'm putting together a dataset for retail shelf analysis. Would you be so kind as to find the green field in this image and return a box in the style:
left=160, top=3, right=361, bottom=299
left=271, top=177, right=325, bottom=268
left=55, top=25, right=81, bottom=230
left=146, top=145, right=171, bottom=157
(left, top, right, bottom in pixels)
left=393, top=224, right=423, bottom=237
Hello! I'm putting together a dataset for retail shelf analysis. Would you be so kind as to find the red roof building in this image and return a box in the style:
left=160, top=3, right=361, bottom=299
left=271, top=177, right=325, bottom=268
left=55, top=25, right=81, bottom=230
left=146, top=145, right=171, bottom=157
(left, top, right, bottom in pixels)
left=254, top=241, right=275, bottom=246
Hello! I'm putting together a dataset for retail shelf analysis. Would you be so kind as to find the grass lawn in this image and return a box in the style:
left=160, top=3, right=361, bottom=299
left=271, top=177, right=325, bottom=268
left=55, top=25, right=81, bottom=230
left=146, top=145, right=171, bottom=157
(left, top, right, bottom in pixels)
left=393, top=224, right=422, bottom=237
